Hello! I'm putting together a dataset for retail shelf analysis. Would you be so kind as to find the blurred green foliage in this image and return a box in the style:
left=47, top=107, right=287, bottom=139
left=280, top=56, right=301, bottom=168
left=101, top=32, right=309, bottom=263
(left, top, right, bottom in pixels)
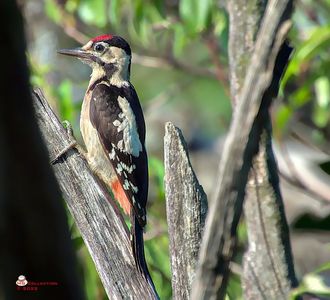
left=27, top=0, right=330, bottom=299
left=276, top=3, right=330, bottom=140
left=289, top=262, right=330, bottom=299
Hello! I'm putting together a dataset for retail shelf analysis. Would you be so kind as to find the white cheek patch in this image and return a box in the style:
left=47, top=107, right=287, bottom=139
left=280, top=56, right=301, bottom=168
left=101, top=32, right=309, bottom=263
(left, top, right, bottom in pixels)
left=101, top=48, right=118, bottom=65
left=105, top=47, right=130, bottom=86
left=112, top=96, right=142, bottom=157
left=104, top=47, right=126, bottom=63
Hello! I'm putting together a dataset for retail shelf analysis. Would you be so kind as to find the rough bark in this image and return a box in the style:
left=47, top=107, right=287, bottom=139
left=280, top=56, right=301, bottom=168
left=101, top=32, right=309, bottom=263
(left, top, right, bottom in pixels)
left=225, top=1, right=298, bottom=299
left=226, top=0, right=266, bottom=105
left=32, top=89, right=158, bottom=300
left=191, top=1, right=294, bottom=299
left=243, top=127, right=295, bottom=299
left=164, top=122, right=208, bottom=300
left=0, top=1, right=84, bottom=299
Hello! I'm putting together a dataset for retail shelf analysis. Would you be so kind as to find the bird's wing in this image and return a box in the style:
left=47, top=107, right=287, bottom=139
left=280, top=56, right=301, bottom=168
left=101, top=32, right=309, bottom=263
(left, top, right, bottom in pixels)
left=90, top=83, right=148, bottom=226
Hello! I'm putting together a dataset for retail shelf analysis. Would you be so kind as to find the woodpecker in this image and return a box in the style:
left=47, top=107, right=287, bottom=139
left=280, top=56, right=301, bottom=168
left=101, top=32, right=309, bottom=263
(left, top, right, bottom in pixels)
left=58, top=35, right=151, bottom=280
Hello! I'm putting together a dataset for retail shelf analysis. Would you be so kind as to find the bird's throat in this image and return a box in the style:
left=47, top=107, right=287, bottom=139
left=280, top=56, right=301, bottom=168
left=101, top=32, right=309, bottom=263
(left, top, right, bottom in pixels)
left=90, top=63, right=129, bottom=89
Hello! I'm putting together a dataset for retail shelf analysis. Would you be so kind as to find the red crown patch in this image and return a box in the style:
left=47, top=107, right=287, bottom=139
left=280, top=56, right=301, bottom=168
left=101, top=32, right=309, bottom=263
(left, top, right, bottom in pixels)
left=91, top=34, right=113, bottom=42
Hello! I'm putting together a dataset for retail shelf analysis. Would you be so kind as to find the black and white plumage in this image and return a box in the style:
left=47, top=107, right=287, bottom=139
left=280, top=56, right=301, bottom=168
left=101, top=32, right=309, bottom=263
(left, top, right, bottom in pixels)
left=90, top=82, right=150, bottom=278
left=90, top=83, right=148, bottom=228
left=58, top=35, right=153, bottom=284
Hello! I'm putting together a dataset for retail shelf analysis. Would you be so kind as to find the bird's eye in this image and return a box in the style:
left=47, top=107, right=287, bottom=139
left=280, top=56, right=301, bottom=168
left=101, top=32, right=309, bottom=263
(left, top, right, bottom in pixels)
left=94, top=44, right=105, bottom=52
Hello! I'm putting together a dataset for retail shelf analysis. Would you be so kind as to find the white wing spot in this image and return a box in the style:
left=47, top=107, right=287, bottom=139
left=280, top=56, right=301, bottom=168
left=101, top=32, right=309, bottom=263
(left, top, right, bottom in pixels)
left=132, top=196, right=136, bottom=204
left=121, top=162, right=135, bottom=174
left=117, top=96, right=142, bottom=157
left=123, top=180, right=130, bottom=190
left=113, top=120, right=121, bottom=126
left=116, top=163, right=123, bottom=175
left=109, top=148, right=116, bottom=160
left=130, top=183, right=138, bottom=193
left=117, top=140, right=124, bottom=150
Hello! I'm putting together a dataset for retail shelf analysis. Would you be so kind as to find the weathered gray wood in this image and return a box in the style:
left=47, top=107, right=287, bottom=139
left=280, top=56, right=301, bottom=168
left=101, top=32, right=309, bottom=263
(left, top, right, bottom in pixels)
left=243, top=130, right=293, bottom=299
left=32, top=88, right=158, bottom=300
left=226, top=0, right=266, bottom=105
left=225, top=1, right=298, bottom=299
left=164, top=122, right=208, bottom=300
left=191, top=1, right=293, bottom=299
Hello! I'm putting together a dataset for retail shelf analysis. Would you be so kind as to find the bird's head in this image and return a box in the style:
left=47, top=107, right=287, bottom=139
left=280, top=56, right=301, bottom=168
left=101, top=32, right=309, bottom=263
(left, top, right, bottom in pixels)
left=58, top=34, right=132, bottom=82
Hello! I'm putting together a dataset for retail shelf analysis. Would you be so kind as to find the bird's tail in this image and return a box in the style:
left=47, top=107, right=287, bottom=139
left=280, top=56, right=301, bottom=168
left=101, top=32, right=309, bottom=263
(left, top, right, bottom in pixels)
left=131, top=214, right=158, bottom=298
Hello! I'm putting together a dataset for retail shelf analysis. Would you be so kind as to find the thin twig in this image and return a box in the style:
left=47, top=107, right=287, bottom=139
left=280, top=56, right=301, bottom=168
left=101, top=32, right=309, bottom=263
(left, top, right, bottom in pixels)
left=203, top=31, right=229, bottom=86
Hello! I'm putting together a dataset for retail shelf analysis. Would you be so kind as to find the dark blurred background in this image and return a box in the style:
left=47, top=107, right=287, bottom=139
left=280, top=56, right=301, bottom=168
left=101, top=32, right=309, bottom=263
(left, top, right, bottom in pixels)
left=20, top=0, right=330, bottom=298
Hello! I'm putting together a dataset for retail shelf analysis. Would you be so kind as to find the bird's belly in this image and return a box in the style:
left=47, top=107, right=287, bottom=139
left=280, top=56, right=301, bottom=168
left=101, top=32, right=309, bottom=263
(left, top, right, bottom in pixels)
left=80, top=102, right=131, bottom=214
left=80, top=101, right=116, bottom=185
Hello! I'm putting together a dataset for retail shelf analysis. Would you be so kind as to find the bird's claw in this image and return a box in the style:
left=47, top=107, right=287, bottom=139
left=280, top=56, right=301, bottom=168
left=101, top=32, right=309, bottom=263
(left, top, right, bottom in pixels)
left=51, top=120, right=85, bottom=164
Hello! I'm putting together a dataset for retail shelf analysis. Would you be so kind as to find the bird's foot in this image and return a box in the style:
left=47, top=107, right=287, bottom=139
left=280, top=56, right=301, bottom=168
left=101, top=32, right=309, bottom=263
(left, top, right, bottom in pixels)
left=51, top=120, right=86, bottom=164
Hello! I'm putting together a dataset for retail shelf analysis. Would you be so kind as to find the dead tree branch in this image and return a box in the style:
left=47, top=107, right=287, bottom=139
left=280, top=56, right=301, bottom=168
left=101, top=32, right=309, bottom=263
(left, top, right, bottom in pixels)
left=164, top=122, right=208, bottom=300
left=191, top=1, right=294, bottom=299
left=225, top=0, right=266, bottom=105
left=32, top=88, right=158, bottom=300
left=225, top=1, right=298, bottom=299
left=243, top=127, right=297, bottom=299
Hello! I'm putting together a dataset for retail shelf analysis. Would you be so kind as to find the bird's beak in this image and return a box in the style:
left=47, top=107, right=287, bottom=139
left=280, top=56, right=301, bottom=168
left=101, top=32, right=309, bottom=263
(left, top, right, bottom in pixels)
left=58, top=48, right=92, bottom=60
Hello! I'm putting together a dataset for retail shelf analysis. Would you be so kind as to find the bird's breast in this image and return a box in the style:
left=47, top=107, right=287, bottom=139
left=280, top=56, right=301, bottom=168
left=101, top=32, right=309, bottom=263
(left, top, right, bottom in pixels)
left=80, top=92, right=116, bottom=182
